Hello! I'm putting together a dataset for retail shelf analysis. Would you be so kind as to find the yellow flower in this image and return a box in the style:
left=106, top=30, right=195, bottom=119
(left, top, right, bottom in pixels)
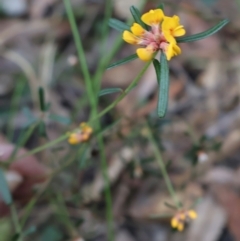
left=170, top=209, right=197, bottom=232
left=122, top=9, right=185, bottom=61
left=187, top=210, right=197, bottom=219
left=136, top=46, right=155, bottom=62
left=162, top=15, right=186, bottom=43
left=131, top=23, right=146, bottom=36
left=165, top=42, right=181, bottom=61
left=68, top=122, right=93, bottom=145
left=141, top=9, right=164, bottom=26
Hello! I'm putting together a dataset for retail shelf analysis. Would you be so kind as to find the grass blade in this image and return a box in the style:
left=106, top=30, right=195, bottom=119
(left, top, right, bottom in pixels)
left=177, top=19, right=229, bottom=43
left=157, top=52, right=169, bottom=118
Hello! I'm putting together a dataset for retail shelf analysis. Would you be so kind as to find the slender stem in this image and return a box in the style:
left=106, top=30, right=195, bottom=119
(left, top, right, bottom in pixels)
left=11, top=60, right=152, bottom=163
left=9, top=59, right=152, bottom=164
left=16, top=134, right=69, bottom=161
left=146, top=122, right=181, bottom=209
left=63, top=0, right=96, bottom=116
left=97, top=132, right=114, bottom=241
left=91, top=59, right=152, bottom=122
left=63, top=1, right=114, bottom=239
left=10, top=204, right=23, bottom=241
left=93, top=1, right=115, bottom=94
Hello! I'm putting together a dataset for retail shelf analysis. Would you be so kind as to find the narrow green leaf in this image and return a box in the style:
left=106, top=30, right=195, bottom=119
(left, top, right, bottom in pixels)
left=99, top=88, right=123, bottom=97
left=130, top=6, right=147, bottom=29
left=108, top=18, right=130, bottom=32
left=107, top=53, right=138, bottom=70
left=0, top=168, right=12, bottom=205
left=153, top=59, right=161, bottom=85
left=157, top=3, right=165, bottom=10
left=177, top=19, right=229, bottom=43
left=157, top=52, right=169, bottom=118
left=38, top=87, right=46, bottom=112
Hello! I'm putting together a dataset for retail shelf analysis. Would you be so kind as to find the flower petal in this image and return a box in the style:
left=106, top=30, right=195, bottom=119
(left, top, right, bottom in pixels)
left=131, top=23, right=145, bottom=36
left=177, top=222, right=184, bottom=232
left=171, top=217, right=178, bottom=228
left=162, top=15, right=186, bottom=38
left=163, top=31, right=176, bottom=44
left=68, top=134, right=79, bottom=145
left=164, top=42, right=181, bottom=60
left=165, top=43, right=173, bottom=61
left=141, top=9, right=164, bottom=26
left=173, top=26, right=186, bottom=36
left=136, top=47, right=155, bottom=61
left=188, top=210, right=197, bottom=219
left=122, top=31, right=138, bottom=44
left=162, top=16, right=178, bottom=30
left=173, top=44, right=181, bottom=55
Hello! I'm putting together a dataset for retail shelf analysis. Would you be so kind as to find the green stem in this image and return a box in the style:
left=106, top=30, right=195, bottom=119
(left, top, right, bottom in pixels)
left=10, top=204, right=23, bottom=241
left=10, top=59, right=151, bottom=164
left=12, top=60, right=152, bottom=163
left=97, top=132, right=114, bottom=241
left=146, top=122, right=181, bottom=209
left=17, top=134, right=68, bottom=161
left=91, top=60, right=152, bottom=122
left=63, top=0, right=96, bottom=117
left=63, top=2, right=114, bottom=239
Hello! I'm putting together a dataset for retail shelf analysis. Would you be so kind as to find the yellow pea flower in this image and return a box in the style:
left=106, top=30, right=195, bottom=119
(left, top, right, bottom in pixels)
left=170, top=209, right=197, bottom=232
left=68, top=122, right=93, bottom=145
left=122, top=9, right=186, bottom=61
left=162, top=15, right=186, bottom=43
